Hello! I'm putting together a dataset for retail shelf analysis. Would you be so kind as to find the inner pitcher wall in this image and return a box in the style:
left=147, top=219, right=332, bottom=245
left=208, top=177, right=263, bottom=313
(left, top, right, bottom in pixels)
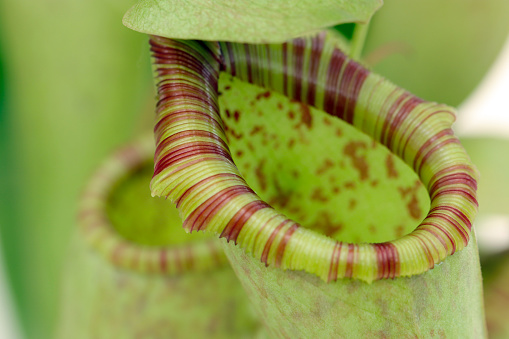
left=107, top=163, right=209, bottom=246
left=218, top=73, right=430, bottom=244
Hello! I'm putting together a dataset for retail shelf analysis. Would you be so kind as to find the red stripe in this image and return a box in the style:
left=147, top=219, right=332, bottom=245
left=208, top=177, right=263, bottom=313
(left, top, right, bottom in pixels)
left=431, top=189, right=478, bottom=208
left=261, top=219, right=291, bottom=266
left=386, top=96, right=424, bottom=151
left=427, top=212, right=468, bottom=244
left=345, top=244, right=356, bottom=278
left=408, top=234, right=435, bottom=269
left=400, top=109, right=455, bottom=160
left=419, top=226, right=449, bottom=252
left=334, top=60, right=357, bottom=120
left=417, top=138, right=460, bottom=175
left=344, top=65, right=369, bottom=124
left=220, top=200, right=271, bottom=243
left=306, top=33, right=325, bottom=106
left=327, top=242, right=342, bottom=282
left=380, top=92, right=411, bottom=145
left=292, top=38, right=306, bottom=102
left=274, top=224, right=300, bottom=267
left=430, top=205, right=474, bottom=231
left=413, top=128, right=454, bottom=171
left=265, top=44, right=273, bottom=89
left=282, top=43, right=289, bottom=96
left=429, top=172, right=477, bottom=197
left=154, top=111, right=223, bottom=136
left=160, top=249, right=168, bottom=272
left=243, top=43, right=253, bottom=83
left=323, top=48, right=347, bottom=114
left=183, top=185, right=255, bottom=232
left=420, top=221, right=457, bottom=253
left=225, top=42, right=236, bottom=76
left=155, top=144, right=232, bottom=176
left=176, top=173, right=241, bottom=208
left=428, top=164, right=476, bottom=190
left=155, top=129, right=227, bottom=160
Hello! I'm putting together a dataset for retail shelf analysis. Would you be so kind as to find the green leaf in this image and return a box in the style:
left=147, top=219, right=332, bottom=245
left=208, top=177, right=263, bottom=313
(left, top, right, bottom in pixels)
left=123, top=0, right=382, bottom=43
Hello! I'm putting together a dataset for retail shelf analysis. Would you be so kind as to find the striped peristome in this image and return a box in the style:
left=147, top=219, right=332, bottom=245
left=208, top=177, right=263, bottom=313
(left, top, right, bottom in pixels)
left=149, top=31, right=478, bottom=283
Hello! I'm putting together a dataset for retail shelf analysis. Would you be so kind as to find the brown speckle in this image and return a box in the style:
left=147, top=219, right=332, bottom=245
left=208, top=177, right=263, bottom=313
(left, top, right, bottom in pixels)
left=313, top=211, right=343, bottom=237
left=229, top=130, right=243, bottom=140
left=348, top=199, right=357, bottom=210
left=268, top=178, right=291, bottom=208
left=316, top=159, right=334, bottom=175
left=407, top=195, right=421, bottom=220
left=311, top=188, right=328, bottom=202
left=256, top=91, right=271, bottom=100
left=343, top=141, right=369, bottom=181
left=299, top=103, right=313, bottom=129
left=395, top=225, right=405, bottom=237
left=277, top=102, right=283, bottom=110
left=249, top=125, right=264, bottom=136
left=398, top=180, right=424, bottom=220
left=288, top=111, right=295, bottom=120
left=255, top=159, right=267, bottom=191
left=287, top=139, right=295, bottom=149
left=233, top=110, right=240, bottom=122
left=385, top=154, right=399, bottom=178
left=344, top=181, right=356, bottom=190
left=235, top=150, right=243, bottom=158
left=335, top=128, right=343, bottom=137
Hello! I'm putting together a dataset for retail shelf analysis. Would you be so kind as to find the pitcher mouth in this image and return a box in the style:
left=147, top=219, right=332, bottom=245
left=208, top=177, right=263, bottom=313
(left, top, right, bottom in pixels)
left=77, top=136, right=227, bottom=275
left=149, top=31, right=478, bottom=283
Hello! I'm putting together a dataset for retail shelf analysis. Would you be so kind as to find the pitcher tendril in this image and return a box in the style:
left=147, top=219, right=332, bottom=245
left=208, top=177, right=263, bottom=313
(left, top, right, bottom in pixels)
left=149, top=32, right=478, bottom=283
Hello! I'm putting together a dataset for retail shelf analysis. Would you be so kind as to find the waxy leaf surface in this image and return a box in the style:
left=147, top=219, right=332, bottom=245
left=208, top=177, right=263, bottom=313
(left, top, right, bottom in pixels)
left=124, top=0, right=382, bottom=43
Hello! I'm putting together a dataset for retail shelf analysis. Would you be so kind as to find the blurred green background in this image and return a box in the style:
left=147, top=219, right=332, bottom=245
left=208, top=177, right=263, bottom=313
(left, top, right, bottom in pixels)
left=1, top=0, right=509, bottom=338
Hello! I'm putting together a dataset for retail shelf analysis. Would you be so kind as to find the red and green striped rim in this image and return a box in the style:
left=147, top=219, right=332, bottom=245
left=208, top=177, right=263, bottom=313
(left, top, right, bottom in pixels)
left=77, top=136, right=227, bottom=275
left=149, top=31, right=478, bottom=283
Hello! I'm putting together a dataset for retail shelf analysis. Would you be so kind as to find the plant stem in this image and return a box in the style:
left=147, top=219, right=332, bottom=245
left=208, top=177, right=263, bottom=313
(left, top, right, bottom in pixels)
left=350, top=21, right=371, bottom=60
